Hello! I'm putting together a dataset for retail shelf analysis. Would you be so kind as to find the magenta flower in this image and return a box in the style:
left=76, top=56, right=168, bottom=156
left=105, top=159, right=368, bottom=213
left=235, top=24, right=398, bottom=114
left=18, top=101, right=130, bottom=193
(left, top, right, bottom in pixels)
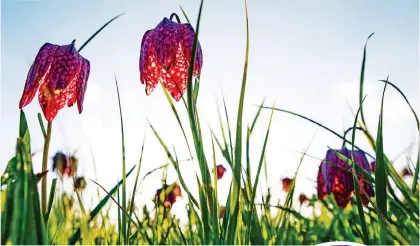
left=139, top=13, right=203, bottom=101
left=19, top=40, right=90, bottom=121
left=317, top=148, right=374, bottom=208
left=215, top=164, right=227, bottom=180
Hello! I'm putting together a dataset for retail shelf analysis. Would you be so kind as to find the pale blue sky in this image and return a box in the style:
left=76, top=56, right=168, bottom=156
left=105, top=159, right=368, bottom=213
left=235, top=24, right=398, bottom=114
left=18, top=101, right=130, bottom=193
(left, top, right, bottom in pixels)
left=1, top=0, right=418, bottom=218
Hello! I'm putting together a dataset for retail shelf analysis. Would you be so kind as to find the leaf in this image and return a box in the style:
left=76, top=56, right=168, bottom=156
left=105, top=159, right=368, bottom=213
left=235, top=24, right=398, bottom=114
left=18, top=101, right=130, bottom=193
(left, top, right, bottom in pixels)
left=227, top=0, right=250, bottom=243
left=375, top=84, right=388, bottom=244
left=359, top=32, right=374, bottom=126
left=349, top=96, right=370, bottom=245
left=114, top=75, right=127, bottom=244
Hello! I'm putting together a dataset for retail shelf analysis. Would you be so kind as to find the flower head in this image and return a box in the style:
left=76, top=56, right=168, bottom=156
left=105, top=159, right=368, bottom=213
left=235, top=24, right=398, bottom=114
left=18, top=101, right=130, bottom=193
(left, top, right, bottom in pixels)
left=317, top=148, right=374, bottom=208
left=299, top=193, right=309, bottom=205
left=215, top=164, right=227, bottom=180
left=282, top=177, right=293, bottom=192
left=52, top=152, right=78, bottom=177
left=155, top=183, right=182, bottom=208
left=139, top=14, right=203, bottom=101
left=74, top=176, right=87, bottom=191
left=401, top=167, right=412, bottom=177
left=19, top=40, right=90, bottom=121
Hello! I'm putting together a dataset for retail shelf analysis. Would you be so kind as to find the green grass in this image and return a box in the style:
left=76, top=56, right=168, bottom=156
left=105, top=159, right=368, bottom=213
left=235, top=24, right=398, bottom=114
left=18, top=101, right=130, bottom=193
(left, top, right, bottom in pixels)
left=1, top=1, right=419, bottom=245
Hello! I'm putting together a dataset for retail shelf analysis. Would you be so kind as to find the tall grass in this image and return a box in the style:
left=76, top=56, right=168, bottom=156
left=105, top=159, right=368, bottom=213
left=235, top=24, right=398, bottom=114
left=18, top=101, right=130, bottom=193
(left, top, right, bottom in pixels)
left=1, top=0, right=419, bottom=245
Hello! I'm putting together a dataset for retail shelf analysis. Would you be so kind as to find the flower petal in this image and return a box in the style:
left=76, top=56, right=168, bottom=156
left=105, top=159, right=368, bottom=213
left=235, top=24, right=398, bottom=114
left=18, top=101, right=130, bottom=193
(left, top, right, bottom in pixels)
left=19, top=43, right=59, bottom=108
left=353, top=150, right=372, bottom=173
left=46, top=43, right=82, bottom=92
left=38, top=74, right=79, bottom=121
left=141, top=53, right=162, bottom=96
left=76, top=57, right=91, bottom=113
left=164, top=43, right=189, bottom=100
left=332, top=165, right=354, bottom=208
left=317, top=164, right=327, bottom=200
left=140, top=30, right=155, bottom=78
left=38, top=43, right=83, bottom=121
left=321, top=152, right=337, bottom=193
left=154, top=18, right=180, bottom=68
left=179, top=23, right=203, bottom=75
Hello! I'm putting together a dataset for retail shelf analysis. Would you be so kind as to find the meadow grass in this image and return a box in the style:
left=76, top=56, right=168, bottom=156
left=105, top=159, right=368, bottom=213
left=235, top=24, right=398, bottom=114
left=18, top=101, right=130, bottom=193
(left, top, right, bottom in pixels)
left=1, top=0, right=419, bottom=245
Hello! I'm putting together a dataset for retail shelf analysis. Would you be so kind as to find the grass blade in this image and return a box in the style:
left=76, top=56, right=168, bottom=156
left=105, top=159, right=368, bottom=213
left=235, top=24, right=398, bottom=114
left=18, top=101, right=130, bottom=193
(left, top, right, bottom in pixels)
left=246, top=105, right=274, bottom=244
left=68, top=165, right=136, bottom=244
left=262, top=106, right=374, bottom=159
left=161, top=83, right=194, bottom=160
left=349, top=96, right=370, bottom=245
left=78, top=14, right=124, bottom=52
left=227, top=0, right=250, bottom=243
left=148, top=122, right=199, bottom=207
left=127, top=132, right=146, bottom=240
left=378, top=79, right=419, bottom=192
left=91, top=180, right=152, bottom=245
left=114, top=75, right=127, bottom=244
left=359, top=32, right=374, bottom=126
left=375, top=84, right=388, bottom=244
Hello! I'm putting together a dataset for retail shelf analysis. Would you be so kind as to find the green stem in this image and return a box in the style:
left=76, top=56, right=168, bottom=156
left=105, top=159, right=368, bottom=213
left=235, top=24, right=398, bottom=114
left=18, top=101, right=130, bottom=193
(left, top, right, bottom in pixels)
left=41, top=121, right=52, bottom=214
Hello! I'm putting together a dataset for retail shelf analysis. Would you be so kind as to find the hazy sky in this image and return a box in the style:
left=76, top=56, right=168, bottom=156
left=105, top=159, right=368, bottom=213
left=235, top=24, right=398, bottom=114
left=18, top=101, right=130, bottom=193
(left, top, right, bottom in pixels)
left=1, top=0, right=418, bottom=220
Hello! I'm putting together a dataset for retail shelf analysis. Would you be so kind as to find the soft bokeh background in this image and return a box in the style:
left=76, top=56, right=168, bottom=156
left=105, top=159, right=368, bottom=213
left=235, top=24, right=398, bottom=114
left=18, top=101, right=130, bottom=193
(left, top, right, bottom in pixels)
left=1, top=0, right=418, bottom=222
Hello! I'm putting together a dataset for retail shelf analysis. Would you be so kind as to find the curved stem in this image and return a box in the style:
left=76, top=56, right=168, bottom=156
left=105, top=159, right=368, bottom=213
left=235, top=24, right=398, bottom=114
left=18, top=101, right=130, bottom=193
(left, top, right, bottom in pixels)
left=41, top=121, right=52, bottom=214
left=341, top=126, right=365, bottom=148
left=170, top=13, right=181, bottom=23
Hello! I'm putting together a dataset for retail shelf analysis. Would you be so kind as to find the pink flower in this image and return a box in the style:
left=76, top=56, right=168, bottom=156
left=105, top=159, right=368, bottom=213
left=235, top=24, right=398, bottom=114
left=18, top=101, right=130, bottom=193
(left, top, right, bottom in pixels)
left=19, top=40, right=90, bottom=121
left=139, top=14, right=203, bottom=101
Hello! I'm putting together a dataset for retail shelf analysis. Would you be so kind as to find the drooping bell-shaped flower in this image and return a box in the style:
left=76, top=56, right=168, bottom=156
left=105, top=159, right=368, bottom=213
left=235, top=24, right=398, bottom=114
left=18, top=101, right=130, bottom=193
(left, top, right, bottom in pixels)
left=155, top=183, right=182, bottom=208
left=401, top=166, right=413, bottom=177
left=52, top=152, right=78, bottom=177
left=139, top=13, right=203, bottom=101
left=19, top=40, right=90, bottom=121
left=317, top=148, right=374, bottom=208
left=282, top=177, right=293, bottom=192
left=215, top=164, right=227, bottom=180
left=299, top=193, right=309, bottom=205
left=74, top=176, right=87, bottom=191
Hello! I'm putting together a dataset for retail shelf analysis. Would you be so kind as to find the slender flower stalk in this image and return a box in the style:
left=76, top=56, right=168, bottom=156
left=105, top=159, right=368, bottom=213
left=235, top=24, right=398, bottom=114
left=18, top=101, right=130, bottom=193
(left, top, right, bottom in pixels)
left=41, top=121, right=52, bottom=213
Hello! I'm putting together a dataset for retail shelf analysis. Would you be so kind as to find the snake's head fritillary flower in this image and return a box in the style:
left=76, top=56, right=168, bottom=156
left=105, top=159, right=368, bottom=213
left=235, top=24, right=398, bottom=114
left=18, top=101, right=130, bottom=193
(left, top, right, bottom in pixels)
left=317, top=148, right=374, bottom=208
left=155, top=183, right=182, bottom=208
left=19, top=40, right=91, bottom=121
left=299, top=193, right=309, bottom=205
left=74, top=176, right=87, bottom=191
left=52, top=152, right=68, bottom=175
left=282, top=177, right=293, bottom=192
left=215, top=164, right=227, bottom=180
left=139, top=13, right=203, bottom=101
left=172, top=184, right=182, bottom=197
left=66, top=156, right=78, bottom=177
left=52, top=152, right=78, bottom=177
left=401, top=167, right=412, bottom=177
